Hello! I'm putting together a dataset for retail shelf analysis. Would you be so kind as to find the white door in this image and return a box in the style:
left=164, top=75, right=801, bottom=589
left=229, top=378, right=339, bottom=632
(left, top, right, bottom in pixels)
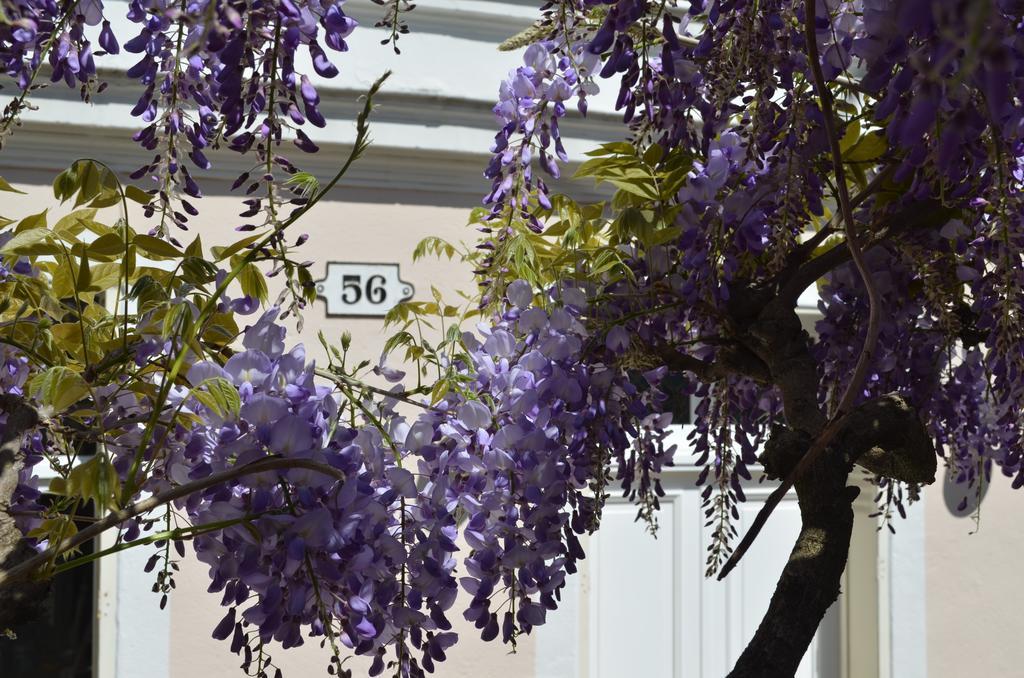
left=577, top=456, right=841, bottom=678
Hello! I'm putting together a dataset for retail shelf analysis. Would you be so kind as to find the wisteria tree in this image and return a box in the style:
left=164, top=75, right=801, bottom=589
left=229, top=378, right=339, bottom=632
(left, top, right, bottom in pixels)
left=0, top=1, right=1022, bottom=677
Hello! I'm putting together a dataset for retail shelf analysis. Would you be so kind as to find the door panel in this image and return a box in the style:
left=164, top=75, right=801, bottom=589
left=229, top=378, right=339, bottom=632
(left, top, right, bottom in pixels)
left=589, top=499, right=678, bottom=677
left=584, top=473, right=835, bottom=678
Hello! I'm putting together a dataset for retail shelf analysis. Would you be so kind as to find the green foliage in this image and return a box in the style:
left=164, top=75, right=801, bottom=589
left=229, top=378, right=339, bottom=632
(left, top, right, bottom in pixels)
left=465, top=139, right=701, bottom=309
left=27, top=365, right=89, bottom=412
left=0, top=159, right=298, bottom=526
left=49, top=455, right=121, bottom=512
left=0, top=73, right=408, bottom=582
left=191, top=377, right=243, bottom=419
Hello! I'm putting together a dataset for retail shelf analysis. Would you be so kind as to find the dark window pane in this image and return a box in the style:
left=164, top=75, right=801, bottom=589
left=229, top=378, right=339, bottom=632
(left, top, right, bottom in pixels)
left=659, top=372, right=692, bottom=425
left=0, top=498, right=93, bottom=678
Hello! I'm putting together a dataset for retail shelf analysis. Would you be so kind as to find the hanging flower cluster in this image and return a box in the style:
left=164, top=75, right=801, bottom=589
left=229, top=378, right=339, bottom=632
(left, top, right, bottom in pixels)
left=8, top=277, right=671, bottom=676
left=469, top=0, right=1024, bottom=553
left=1, top=0, right=360, bottom=241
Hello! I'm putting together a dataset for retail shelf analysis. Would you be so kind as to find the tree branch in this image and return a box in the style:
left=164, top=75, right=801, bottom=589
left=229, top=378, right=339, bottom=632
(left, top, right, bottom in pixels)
left=777, top=197, right=957, bottom=305
left=0, top=395, right=46, bottom=631
left=834, top=393, right=936, bottom=484
left=0, top=456, right=346, bottom=592
left=656, top=342, right=772, bottom=385
left=719, top=0, right=891, bottom=581
left=801, top=0, right=882, bottom=424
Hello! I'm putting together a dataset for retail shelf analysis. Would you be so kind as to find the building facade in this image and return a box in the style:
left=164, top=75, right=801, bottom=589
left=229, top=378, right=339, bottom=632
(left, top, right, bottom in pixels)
left=0, top=2, right=1020, bottom=677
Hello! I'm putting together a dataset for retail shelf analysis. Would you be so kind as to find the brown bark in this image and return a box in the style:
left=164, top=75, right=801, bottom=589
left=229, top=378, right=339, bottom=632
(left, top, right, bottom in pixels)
left=721, top=295, right=935, bottom=678
left=0, top=394, right=48, bottom=633
left=728, top=451, right=857, bottom=678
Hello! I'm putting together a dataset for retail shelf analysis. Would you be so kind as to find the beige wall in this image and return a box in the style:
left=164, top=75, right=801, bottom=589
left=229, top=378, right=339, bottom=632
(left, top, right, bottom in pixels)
left=0, top=182, right=479, bottom=366
left=7, top=179, right=1024, bottom=677
left=153, top=196, right=540, bottom=677
left=924, top=476, right=1024, bottom=678
left=1, top=182, right=542, bottom=676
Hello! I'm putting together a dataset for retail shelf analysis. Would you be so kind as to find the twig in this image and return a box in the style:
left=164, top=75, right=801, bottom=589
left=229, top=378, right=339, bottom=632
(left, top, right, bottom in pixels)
left=717, top=1, right=884, bottom=580
left=0, top=457, right=345, bottom=590
left=120, top=71, right=392, bottom=503
left=313, top=367, right=439, bottom=411
left=673, top=30, right=870, bottom=95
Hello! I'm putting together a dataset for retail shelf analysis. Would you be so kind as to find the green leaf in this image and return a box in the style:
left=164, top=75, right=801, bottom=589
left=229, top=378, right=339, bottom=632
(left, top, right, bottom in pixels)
left=584, top=142, right=636, bottom=157
left=125, top=185, right=152, bottom=205
left=181, top=256, right=218, bottom=285
left=1, top=228, right=60, bottom=256
left=50, top=323, right=84, bottom=353
left=0, top=176, right=25, bottom=194
left=845, top=132, right=887, bottom=163
left=76, top=252, right=92, bottom=291
left=88, top=232, right=127, bottom=257
left=413, top=236, right=458, bottom=261
left=191, top=377, right=241, bottom=419
left=161, top=301, right=192, bottom=339
left=203, top=312, right=239, bottom=346
left=73, top=161, right=101, bottom=208
left=382, top=331, right=415, bottom=357
left=50, top=456, right=120, bottom=510
left=642, top=143, right=665, bottom=166
left=608, top=178, right=660, bottom=200
left=87, top=188, right=121, bottom=209
left=184, top=234, right=203, bottom=258
left=53, top=166, right=79, bottom=202
left=284, top=171, right=320, bottom=198
left=30, top=366, right=89, bottom=412
left=839, top=120, right=861, bottom=154
left=238, top=263, right=268, bottom=303
left=212, top=232, right=265, bottom=261
left=573, top=157, right=611, bottom=179
left=133, top=234, right=183, bottom=259
left=15, top=209, right=47, bottom=233
left=54, top=208, right=99, bottom=236
left=27, top=515, right=78, bottom=552
left=84, top=262, right=122, bottom=293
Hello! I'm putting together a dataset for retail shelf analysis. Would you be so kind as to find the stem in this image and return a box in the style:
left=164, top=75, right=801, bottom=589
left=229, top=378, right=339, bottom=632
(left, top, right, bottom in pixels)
left=156, top=2, right=189, bottom=237
left=715, top=0, right=887, bottom=580
left=120, top=71, right=391, bottom=502
left=803, top=0, right=882, bottom=421
left=0, top=457, right=345, bottom=590
left=313, top=367, right=437, bottom=411
left=51, top=512, right=266, bottom=575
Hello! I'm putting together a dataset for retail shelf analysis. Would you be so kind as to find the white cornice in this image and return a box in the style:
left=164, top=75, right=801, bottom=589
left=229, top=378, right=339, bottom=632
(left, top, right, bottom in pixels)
left=0, top=0, right=627, bottom=206
left=344, top=0, right=538, bottom=43
left=87, top=0, right=620, bottom=112
left=0, top=120, right=613, bottom=208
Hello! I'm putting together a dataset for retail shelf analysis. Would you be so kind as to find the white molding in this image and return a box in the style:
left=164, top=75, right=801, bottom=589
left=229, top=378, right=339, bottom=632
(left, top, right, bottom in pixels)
left=94, top=528, right=120, bottom=678
left=0, top=119, right=614, bottom=208
left=881, top=494, right=927, bottom=678
left=345, top=0, right=538, bottom=43
left=0, top=0, right=629, bottom=211
left=113, top=539, right=172, bottom=678
left=67, top=0, right=620, bottom=110
left=535, top=551, right=583, bottom=678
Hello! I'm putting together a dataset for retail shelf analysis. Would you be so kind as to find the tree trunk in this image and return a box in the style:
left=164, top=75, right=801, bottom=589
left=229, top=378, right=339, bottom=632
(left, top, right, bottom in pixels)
left=727, top=453, right=856, bottom=678
left=0, top=395, right=48, bottom=633
left=725, top=393, right=936, bottom=677
left=721, top=289, right=936, bottom=678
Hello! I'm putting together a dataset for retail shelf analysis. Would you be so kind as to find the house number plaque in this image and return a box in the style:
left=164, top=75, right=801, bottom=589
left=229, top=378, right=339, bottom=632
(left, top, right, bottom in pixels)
left=314, top=262, right=414, bottom=317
